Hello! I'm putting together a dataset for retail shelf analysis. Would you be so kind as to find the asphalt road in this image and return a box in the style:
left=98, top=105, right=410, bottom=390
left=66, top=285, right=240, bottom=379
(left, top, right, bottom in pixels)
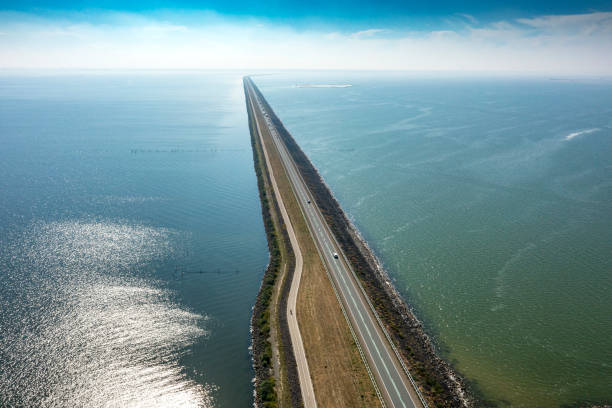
left=246, top=83, right=318, bottom=408
left=246, top=78, right=426, bottom=408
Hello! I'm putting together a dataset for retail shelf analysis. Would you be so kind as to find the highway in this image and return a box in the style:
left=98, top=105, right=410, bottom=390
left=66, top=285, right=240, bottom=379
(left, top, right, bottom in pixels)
left=245, top=77, right=426, bottom=408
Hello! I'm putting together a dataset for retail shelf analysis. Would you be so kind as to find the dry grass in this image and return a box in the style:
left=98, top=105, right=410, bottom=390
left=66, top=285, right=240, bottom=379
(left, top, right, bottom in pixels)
left=249, top=109, right=294, bottom=407
left=255, top=107, right=381, bottom=408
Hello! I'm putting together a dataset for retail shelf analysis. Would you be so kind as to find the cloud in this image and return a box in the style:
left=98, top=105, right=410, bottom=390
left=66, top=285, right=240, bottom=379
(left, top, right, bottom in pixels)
left=140, top=23, right=188, bottom=35
left=456, top=13, right=479, bottom=25
left=517, top=11, right=612, bottom=31
left=0, top=11, right=611, bottom=74
left=350, top=28, right=388, bottom=39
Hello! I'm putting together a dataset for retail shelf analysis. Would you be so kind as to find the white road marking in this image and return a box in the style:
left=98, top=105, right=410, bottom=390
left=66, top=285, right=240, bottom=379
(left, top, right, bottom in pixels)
left=249, top=80, right=421, bottom=408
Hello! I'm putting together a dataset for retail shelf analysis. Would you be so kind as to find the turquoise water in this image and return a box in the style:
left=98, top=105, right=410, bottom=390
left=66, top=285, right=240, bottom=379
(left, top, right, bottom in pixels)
left=2, top=71, right=610, bottom=408
left=256, top=73, right=612, bottom=407
left=0, top=72, right=267, bottom=407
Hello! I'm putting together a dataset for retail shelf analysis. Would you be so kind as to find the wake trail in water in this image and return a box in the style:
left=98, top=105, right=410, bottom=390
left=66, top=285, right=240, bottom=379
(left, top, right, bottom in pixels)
left=565, top=128, right=600, bottom=141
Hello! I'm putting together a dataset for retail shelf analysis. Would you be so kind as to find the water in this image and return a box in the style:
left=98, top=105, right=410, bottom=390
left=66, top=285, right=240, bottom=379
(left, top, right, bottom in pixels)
left=255, top=72, right=612, bottom=407
left=0, top=72, right=268, bottom=407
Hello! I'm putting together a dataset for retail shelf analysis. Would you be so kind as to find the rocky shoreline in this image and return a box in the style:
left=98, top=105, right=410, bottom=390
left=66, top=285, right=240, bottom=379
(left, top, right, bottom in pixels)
left=345, top=208, right=472, bottom=408
left=249, top=78, right=473, bottom=408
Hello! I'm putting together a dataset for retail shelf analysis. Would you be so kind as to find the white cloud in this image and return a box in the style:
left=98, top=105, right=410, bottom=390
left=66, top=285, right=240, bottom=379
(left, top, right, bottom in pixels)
left=456, top=13, right=479, bottom=25
left=350, top=28, right=388, bottom=39
left=0, top=11, right=611, bottom=75
left=517, top=11, right=612, bottom=30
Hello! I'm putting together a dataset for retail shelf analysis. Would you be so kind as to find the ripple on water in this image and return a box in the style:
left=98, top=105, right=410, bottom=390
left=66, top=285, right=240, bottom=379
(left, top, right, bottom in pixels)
left=0, top=220, right=215, bottom=407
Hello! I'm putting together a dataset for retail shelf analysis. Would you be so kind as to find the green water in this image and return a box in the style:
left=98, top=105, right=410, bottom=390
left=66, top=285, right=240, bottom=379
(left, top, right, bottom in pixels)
left=2, top=70, right=609, bottom=407
left=256, top=73, right=612, bottom=407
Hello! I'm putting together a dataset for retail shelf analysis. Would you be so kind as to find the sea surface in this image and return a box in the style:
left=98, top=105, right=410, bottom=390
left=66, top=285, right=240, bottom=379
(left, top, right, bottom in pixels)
left=0, top=71, right=268, bottom=407
left=255, top=72, right=612, bottom=407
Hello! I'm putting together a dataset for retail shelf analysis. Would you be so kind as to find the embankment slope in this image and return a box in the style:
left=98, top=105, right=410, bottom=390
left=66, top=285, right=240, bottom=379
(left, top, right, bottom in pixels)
left=248, top=77, right=472, bottom=408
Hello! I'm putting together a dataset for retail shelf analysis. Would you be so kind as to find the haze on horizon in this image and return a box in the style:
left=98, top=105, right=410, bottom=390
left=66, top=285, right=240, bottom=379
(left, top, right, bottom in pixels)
left=0, top=0, right=611, bottom=75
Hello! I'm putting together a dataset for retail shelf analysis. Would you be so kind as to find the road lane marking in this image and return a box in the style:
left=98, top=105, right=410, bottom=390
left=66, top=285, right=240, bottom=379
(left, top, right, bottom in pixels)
left=334, top=259, right=407, bottom=407
left=252, top=82, right=418, bottom=408
left=268, top=115, right=409, bottom=408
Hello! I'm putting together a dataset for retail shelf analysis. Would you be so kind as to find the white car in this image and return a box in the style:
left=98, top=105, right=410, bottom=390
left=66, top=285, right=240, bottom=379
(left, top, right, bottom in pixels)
left=333, top=252, right=339, bottom=259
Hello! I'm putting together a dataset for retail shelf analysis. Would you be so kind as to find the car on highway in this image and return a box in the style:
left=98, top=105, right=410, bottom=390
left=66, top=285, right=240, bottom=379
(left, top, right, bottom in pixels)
left=333, top=252, right=339, bottom=259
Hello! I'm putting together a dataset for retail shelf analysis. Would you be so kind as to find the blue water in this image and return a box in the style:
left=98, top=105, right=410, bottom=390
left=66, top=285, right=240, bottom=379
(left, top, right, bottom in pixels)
left=2, top=70, right=610, bottom=408
left=0, top=72, right=268, bottom=407
left=255, top=72, right=612, bottom=407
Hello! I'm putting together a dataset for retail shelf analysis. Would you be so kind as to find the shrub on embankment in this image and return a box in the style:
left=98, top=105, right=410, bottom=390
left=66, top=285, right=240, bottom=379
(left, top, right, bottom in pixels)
left=250, top=80, right=471, bottom=408
left=245, top=80, right=303, bottom=408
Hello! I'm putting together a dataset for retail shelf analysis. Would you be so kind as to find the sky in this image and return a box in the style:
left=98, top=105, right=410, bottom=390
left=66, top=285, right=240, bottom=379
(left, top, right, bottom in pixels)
left=1, top=0, right=612, bottom=74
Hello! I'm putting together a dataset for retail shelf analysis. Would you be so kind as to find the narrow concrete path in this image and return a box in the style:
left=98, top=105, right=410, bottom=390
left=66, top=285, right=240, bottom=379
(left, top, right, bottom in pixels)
left=248, top=86, right=318, bottom=408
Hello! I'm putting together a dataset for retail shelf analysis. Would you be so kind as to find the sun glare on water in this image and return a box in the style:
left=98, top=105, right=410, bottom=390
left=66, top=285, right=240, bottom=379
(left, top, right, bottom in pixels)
left=0, top=220, right=215, bottom=407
